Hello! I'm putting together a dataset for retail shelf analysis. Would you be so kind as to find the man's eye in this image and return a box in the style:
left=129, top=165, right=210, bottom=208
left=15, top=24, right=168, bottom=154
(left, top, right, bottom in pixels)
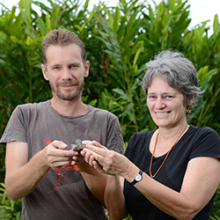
left=71, top=65, right=77, bottom=68
left=53, top=66, right=60, bottom=70
left=148, top=96, right=156, bottom=99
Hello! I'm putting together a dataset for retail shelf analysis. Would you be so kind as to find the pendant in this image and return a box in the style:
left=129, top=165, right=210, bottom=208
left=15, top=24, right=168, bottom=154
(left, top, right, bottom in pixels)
left=150, top=175, right=154, bottom=178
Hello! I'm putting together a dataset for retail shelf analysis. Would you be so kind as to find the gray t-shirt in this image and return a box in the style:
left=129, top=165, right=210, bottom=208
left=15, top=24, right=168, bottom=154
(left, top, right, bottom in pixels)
left=0, top=100, right=124, bottom=220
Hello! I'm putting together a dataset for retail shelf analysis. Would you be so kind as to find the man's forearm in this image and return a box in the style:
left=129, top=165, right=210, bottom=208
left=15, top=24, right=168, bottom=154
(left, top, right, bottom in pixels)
left=5, top=148, right=50, bottom=201
left=77, top=162, right=107, bottom=205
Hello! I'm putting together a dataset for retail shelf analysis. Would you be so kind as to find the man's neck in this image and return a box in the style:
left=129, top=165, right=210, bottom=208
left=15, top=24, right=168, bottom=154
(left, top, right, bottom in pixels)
left=50, top=97, right=88, bottom=117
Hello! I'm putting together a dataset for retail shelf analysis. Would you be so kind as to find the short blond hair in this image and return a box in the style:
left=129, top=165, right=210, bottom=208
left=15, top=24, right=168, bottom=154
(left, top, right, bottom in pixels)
left=42, top=28, right=86, bottom=64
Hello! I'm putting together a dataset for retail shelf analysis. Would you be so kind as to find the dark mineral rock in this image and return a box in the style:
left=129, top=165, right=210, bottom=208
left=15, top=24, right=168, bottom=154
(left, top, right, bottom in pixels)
left=70, top=139, right=86, bottom=152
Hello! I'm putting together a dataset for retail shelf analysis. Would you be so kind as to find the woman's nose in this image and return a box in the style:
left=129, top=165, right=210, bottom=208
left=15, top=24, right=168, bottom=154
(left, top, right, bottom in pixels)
left=155, top=98, right=165, bottom=109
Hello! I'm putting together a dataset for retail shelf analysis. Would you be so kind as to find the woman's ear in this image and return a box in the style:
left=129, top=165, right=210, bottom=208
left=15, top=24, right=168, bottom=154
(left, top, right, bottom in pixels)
left=188, top=94, right=196, bottom=106
left=186, top=94, right=195, bottom=114
left=41, top=64, right=49, bottom=81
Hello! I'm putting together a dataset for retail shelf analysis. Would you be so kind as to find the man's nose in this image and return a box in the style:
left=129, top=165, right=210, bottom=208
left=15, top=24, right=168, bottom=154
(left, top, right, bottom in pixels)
left=61, top=68, right=72, bottom=79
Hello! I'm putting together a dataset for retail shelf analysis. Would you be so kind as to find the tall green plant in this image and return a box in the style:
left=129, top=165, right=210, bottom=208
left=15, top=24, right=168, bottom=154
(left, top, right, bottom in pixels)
left=183, top=15, right=220, bottom=132
left=93, top=0, right=195, bottom=141
left=0, top=183, right=21, bottom=220
left=0, top=0, right=220, bottom=219
left=92, top=0, right=153, bottom=141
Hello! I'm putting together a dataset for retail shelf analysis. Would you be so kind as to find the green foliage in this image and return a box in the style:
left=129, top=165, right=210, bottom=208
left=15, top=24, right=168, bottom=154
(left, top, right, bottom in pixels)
left=183, top=18, right=220, bottom=131
left=93, top=0, right=153, bottom=140
left=92, top=0, right=197, bottom=140
left=0, top=0, right=220, bottom=219
left=210, top=185, right=220, bottom=220
left=0, top=183, right=21, bottom=219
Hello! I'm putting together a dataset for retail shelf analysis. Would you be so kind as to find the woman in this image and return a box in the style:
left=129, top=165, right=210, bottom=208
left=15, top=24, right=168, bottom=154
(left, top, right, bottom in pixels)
left=82, top=51, right=220, bottom=220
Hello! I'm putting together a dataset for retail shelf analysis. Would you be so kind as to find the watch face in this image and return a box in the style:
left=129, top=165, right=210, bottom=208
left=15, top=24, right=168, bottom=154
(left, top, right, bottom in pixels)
left=135, top=174, right=142, bottom=181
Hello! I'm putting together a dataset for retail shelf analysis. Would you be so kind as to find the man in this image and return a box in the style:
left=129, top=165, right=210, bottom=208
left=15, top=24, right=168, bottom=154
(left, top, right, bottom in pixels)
left=0, top=29, right=124, bottom=220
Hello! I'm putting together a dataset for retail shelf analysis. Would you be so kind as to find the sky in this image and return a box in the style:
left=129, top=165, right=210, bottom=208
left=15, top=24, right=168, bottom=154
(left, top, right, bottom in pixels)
left=1, top=0, right=220, bottom=34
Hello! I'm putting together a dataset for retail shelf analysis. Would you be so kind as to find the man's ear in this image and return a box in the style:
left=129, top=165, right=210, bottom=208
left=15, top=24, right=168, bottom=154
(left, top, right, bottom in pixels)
left=41, top=64, right=49, bottom=81
left=84, top=61, right=89, bottom=78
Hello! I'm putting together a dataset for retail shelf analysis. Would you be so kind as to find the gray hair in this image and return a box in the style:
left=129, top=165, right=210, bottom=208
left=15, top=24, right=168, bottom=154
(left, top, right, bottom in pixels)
left=141, top=50, right=202, bottom=107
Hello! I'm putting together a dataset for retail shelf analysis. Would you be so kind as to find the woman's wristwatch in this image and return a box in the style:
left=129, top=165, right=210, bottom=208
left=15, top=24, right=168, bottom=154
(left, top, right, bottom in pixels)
left=131, top=169, right=143, bottom=185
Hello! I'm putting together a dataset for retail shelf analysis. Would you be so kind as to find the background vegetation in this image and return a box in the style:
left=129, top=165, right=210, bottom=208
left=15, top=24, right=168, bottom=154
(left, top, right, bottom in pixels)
left=0, top=0, right=220, bottom=219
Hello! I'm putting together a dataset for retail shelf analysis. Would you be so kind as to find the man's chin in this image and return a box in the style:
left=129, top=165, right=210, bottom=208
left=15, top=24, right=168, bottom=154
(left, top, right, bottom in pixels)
left=57, top=92, right=81, bottom=101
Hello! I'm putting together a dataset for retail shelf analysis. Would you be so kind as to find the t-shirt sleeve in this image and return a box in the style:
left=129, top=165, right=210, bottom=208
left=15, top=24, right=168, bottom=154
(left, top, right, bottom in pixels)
left=105, top=115, right=124, bottom=154
left=189, top=127, right=220, bottom=161
left=0, top=106, right=27, bottom=146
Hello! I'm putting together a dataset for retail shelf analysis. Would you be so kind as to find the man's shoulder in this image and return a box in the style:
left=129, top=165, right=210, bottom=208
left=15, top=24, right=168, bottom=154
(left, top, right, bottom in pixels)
left=88, top=106, right=118, bottom=119
left=16, top=100, right=50, bottom=111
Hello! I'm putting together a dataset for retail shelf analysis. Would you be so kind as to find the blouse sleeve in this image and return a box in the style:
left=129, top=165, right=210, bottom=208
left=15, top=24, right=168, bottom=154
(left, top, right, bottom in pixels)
left=189, top=127, right=220, bottom=161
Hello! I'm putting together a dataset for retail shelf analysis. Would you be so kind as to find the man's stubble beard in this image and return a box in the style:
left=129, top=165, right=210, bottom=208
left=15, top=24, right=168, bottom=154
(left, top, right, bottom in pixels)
left=50, top=79, right=84, bottom=101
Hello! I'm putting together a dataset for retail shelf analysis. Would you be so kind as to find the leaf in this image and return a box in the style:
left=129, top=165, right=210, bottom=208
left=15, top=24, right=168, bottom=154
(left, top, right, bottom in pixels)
left=51, top=4, right=60, bottom=29
left=213, top=14, right=219, bottom=31
left=197, top=66, right=217, bottom=89
left=36, top=16, right=47, bottom=36
left=112, top=88, right=128, bottom=100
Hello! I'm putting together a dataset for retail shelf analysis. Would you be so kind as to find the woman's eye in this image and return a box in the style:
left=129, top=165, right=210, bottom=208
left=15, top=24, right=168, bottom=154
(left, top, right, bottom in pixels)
left=165, top=95, right=173, bottom=99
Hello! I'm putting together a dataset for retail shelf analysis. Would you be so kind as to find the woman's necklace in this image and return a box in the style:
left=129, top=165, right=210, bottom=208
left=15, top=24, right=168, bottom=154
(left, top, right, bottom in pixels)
left=149, top=124, right=188, bottom=178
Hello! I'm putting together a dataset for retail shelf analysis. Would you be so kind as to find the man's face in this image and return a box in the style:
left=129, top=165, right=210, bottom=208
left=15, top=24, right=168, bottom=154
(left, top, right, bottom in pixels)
left=41, top=44, right=89, bottom=101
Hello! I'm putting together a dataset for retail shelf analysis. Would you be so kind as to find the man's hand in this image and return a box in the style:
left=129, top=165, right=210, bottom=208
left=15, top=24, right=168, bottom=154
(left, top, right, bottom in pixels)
left=45, top=140, right=75, bottom=168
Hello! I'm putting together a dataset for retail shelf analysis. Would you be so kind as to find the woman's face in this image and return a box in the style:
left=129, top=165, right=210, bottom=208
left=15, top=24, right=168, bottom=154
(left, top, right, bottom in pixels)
left=147, top=76, right=187, bottom=129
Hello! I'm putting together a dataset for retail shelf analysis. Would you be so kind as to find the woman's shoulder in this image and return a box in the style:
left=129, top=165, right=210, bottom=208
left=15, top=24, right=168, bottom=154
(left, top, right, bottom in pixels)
left=189, top=125, right=219, bottom=139
left=187, top=125, right=220, bottom=160
left=128, top=130, right=155, bottom=147
left=132, top=130, right=155, bottom=138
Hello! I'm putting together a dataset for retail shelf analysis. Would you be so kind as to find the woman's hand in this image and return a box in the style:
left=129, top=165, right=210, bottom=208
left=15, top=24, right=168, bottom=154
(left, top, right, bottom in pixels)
left=81, top=141, right=128, bottom=176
